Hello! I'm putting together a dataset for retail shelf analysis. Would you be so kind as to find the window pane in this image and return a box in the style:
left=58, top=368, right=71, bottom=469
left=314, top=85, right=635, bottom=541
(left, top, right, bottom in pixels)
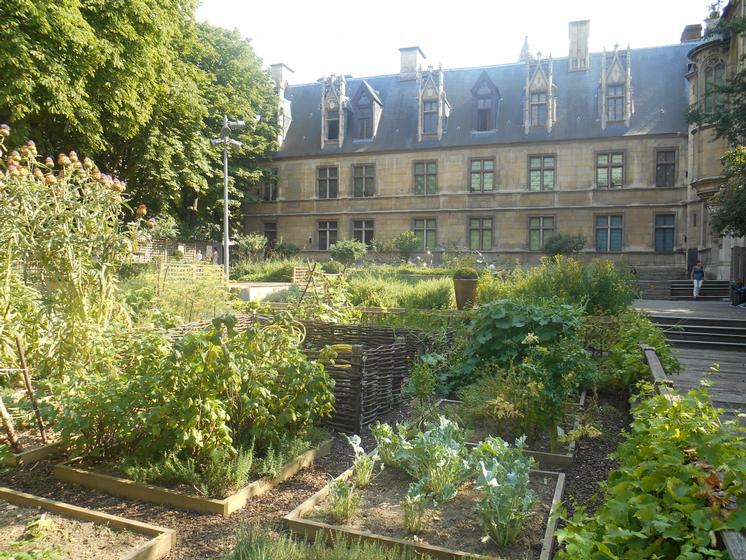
left=596, top=215, right=608, bottom=227
left=483, top=172, right=494, bottom=191
left=414, top=219, right=424, bottom=228
left=471, top=161, right=482, bottom=171
left=597, top=154, right=608, bottom=165
left=484, top=160, right=494, bottom=171
left=330, top=167, right=337, bottom=178
left=530, top=157, right=542, bottom=170
left=529, top=217, right=541, bottom=228
left=543, top=170, right=554, bottom=189
left=354, top=166, right=362, bottom=177
left=530, top=170, right=541, bottom=191
left=543, top=156, right=555, bottom=169
left=415, top=163, right=425, bottom=174
left=470, top=173, right=481, bottom=191
left=543, top=217, right=554, bottom=228
left=611, top=154, right=623, bottom=165
left=329, top=180, right=337, bottom=198
left=426, top=219, right=436, bottom=228
left=470, top=218, right=481, bottom=228
left=483, top=229, right=492, bottom=248
left=610, top=215, right=623, bottom=226
left=470, top=230, right=480, bottom=250
left=415, top=175, right=425, bottom=194
left=611, top=167, right=623, bottom=187
left=529, top=230, right=541, bottom=250
left=596, top=229, right=608, bottom=252
left=427, top=162, right=437, bottom=173
left=610, top=228, right=622, bottom=251
left=426, top=174, right=437, bottom=193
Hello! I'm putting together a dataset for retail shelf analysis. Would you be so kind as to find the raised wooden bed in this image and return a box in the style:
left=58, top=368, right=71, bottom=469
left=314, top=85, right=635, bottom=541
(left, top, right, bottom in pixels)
left=284, top=459, right=565, bottom=560
left=2, top=441, right=62, bottom=467
left=0, top=486, right=175, bottom=560
left=53, top=438, right=333, bottom=517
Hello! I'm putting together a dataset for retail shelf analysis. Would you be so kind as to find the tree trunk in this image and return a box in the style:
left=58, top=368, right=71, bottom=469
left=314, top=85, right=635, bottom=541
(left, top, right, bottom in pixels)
left=0, top=395, right=21, bottom=452
left=15, top=336, right=47, bottom=444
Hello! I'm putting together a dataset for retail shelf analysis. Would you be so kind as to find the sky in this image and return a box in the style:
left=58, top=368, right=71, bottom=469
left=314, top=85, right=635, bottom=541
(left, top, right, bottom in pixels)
left=196, top=0, right=712, bottom=85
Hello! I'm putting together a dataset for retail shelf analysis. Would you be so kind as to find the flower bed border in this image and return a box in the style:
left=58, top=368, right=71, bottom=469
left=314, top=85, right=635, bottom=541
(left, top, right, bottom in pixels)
left=52, top=438, right=333, bottom=517
left=435, top=390, right=586, bottom=471
left=2, top=441, right=62, bottom=467
left=0, top=485, right=175, bottom=560
left=283, top=457, right=565, bottom=560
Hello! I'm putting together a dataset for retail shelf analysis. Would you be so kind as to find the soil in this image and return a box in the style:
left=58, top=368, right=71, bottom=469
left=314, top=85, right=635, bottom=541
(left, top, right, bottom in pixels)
left=306, top=466, right=556, bottom=559
left=0, top=499, right=148, bottom=559
left=2, top=427, right=59, bottom=454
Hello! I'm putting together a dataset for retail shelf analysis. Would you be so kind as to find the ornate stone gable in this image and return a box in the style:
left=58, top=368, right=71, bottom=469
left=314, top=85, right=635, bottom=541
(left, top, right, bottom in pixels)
left=418, top=65, right=450, bottom=141
left=320, top=75, right=349, bottom=148
left=523, top=54, right=556, bottom=134
left=600, top=45, right=634, bottom=129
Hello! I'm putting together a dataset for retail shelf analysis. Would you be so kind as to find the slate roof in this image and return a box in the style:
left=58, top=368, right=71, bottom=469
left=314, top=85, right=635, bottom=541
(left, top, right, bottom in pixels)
left=275, top=43, right=694, bottom=159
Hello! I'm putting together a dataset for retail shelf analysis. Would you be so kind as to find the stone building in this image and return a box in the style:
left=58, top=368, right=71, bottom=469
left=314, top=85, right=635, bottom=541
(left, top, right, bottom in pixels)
left=245, top=14, right=745, bottom=278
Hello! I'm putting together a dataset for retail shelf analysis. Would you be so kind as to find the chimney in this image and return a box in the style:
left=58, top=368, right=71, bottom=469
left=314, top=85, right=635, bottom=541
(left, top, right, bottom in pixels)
left=568, top=20, right=590, bottom=72
left=399, top=46, right=425, bottom=81
left=270, top=63, right=294, bottom=97
left=680, top=24, right=702, bottom=42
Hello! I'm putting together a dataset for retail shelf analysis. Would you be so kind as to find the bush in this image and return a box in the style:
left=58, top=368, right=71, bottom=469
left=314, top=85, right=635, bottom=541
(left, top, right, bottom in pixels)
left=229, top=258, right=305, bottom=282
left=391, top=231, right=420, bottom=260
left=321, top=260, right=343, bottom=274
left=347, top=275, right=454, bottom=309
left=273, top=239, right=300, bottom=258
left=451, top=267, right=479, bottom=279
left=329, top=239, right=367, bottom=267
left=235, top=233, right=267, bottom=261
left=543, top=233, right=585, bottom=255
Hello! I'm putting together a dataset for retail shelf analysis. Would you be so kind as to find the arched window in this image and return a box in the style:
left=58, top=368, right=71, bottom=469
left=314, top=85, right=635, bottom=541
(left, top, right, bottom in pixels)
left=703, top=58, right=726, bottom=114
left=471, top=74, right=498, bottom=132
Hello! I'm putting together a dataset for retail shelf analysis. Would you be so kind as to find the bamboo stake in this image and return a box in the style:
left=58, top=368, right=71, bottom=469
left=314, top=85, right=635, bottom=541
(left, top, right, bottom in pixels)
left=0, top=395, right=21, bottom=452
left=15, top=336, right=47, bottom=444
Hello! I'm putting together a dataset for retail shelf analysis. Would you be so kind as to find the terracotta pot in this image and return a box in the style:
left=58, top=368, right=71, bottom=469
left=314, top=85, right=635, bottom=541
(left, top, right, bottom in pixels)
left=453, top=278, right=478, bottom=309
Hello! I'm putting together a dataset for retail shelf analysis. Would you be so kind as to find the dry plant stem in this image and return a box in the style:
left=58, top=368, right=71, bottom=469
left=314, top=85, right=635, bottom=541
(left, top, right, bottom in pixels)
left=15, top=335, right=47, bottom=444
left=0, top=394, right=22, bottom=451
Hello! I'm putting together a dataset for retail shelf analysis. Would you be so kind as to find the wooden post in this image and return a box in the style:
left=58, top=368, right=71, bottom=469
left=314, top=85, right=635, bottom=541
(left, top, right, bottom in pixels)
left=351, top=345, right=364, bottom=434
left=0, top=394, right=21, bottom=452
left=15, top=336, right=47, bottom=444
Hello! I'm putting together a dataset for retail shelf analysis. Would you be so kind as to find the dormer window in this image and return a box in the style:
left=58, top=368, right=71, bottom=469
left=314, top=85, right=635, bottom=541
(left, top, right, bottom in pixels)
left=326, top=110, right=339, bottom=141
left=355, top=93, right=372, bottom=139
left=530, top=92, right=548, bottom=127
left=423, top=101, right=438, bottom=134
left=703, top=59, right=726, bottom=114
left=607, top=85, right=624, bottom=121
left=351, top=81, right=383, bottom=140
left=471, top=74, right=498, bottom=132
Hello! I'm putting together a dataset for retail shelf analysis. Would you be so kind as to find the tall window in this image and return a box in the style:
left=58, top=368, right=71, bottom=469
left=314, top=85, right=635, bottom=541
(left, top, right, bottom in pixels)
left=595, top=215, right=623, bottom=252
left=654, top=214, right=675, bottom=252
left=704, top=60, right=726, bottom=114
left=317, top=166, right=338, bottom=199
left=413, top=218, right=437, bottom=250
left=318, top=220, right=338, bottom=250
left=355, top=94, right=372, bottom=139
left=469, top=158, right=494, bottom=192
left=469, top=217, right=493, bottom=250
left=352, top=164, right=375, bottom=197
left=607, top=85, right=625, bottom=121
left=529, top=155, right=555, bottom=191
left=326, top=111, right=339, bottom=141
left=353, top=220, right=374, bottom=245
left=530, top=92, right=548, bottom=126
left=596, top=152, right=624, bottom=188
left=262, top=169, right=278, bottom=201
left=656, top=150, right=676, bottom=187
left=414, top=161, right=437, bottom=195
left=476, top=98, right=493, bottom=131
left=263, top=222, right=277, bottom=245
left=529, top=216, right=554, bottom=250
left=423, top=101, right=438, bottom=134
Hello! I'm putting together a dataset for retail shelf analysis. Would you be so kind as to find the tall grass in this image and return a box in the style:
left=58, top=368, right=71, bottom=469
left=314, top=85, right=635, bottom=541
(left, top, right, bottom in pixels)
left=347, top=275, right=454, bottom=309
left=230, top=259, right=306, bottom=282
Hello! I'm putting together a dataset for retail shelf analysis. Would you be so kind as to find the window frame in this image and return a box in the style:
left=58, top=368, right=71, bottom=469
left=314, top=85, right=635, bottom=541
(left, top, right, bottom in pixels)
left=655, top=148, right=677, bottom=188
left=326, top=110, right=339, bottom=141
left=317, top=220, right=338, bottom=250
left=606, top=84, right=625, bottom=122
left=355, top=93, right=373, bottom=140
left=423, top=100, right=439, bottom=135
left=413, top=160, right=438, bottom=195
left=654, top=213, right=676, bottom=253
left=468, top=157, right=495, bottom=193
left=594, top=214, right=624, bottom=253
left=261, top=169, right=278, bottom=201
left=595, top=150, right=625, bottom=189
left=352, top=163, right=376, bottom=198
left=528, top=215, right=555, bottom=251
left=316, top=165, right=339, bottom=199
left=468, top=216, right=494, bottom=251
left=352, top=219, right=375, bottom=246
left=530, top=92, right=548, bottom=127
left=263, top=222, right=278, bottom=245
left=527, top=154, right=556, bottom=192
left=703, top=59, right=726, bottom=114
left=413, top=217, right=437, bottom=251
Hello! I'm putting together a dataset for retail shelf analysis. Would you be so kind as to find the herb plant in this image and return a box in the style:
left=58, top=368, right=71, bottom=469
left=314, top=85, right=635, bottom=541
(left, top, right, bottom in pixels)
left=401, top=480, right=430, bottom=533
left=327, top=479, right=361, bottom=523
left=346, top=434, right=376, bottom=488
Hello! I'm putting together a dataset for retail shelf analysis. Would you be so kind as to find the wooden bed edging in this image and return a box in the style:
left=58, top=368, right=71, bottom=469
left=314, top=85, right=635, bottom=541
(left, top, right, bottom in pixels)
left=283, top=455, right=565, bottom=560
left=2, top=441, right=63, bottom=467
left=641, top=344, right=746, bottom=559
left=0, top=486, right=175, bottom=560
left=436, top=391, right=585, bottom=471
left=53, top=438, right=333, bottom=517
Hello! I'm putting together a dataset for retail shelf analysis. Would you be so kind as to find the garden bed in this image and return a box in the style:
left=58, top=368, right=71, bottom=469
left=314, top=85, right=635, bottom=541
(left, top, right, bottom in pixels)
left=53, top=438, right=334, bottom=517
left=284, top=461, right=565, bottom=560
left=0, top=486, right=174, bottom=559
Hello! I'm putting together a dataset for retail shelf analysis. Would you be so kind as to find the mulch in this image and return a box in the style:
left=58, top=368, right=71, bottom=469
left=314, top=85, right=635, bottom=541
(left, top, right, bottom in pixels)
left=0, top=393, right=630, bottom=559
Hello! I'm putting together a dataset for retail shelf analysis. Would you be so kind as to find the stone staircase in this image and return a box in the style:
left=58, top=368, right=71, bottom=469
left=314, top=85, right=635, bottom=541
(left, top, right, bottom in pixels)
left=669, top=280, right=730, bottom=301
left=649, top=315, right=746, bottom=352
left=634, top=266, right=687, bottom=300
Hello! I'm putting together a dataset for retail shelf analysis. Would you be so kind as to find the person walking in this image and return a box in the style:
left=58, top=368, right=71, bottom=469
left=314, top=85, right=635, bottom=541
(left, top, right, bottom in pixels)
left=691, top=260, right=705, bottom=299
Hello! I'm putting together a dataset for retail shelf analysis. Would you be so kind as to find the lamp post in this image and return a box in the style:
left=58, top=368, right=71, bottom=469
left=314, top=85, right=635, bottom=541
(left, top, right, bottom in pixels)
left=210, top=115, right=245, bottom=280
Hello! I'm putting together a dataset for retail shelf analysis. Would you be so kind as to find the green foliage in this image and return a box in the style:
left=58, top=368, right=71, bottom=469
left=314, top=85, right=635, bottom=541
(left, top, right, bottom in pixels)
left=346, top=435, right=376, bottom=488
left=602, top=308, right=680, bottom=387
left=0, top=514, right=65, bottom=560
left=145, top=214, right=180, bottom=240
left=58, top=314, right=335, bottom=476
left=283, top=274, right=363, bottom=324
left=327, top=479, right=361, bottom=523
left=451, top=267, right=479, bottom=279
left=235, top=233, right=267, bottom=261
left=710, top=147, right=746, bottom=237
left=477, top=256, right=638, bottom=316
left=329, top=239, right=367, bottom=267
left=474, top=436, right=535, bottom=546
left=402, top=480, right=430, bottom=533
left=224, top=523, right=433, bottom=560
left=0, top=4, right=279, bottom=234
left=273, top=240, right=301, bottom=259
left=230, top=258, right=304, bottom=282
left=556, top=387, right=746, bottom=559
left=347, top=275, right=454, bottom=309
left=391, top=231, right=421, bottom=260
left=543, top=233, right=586, bottom=256
left=321, top=260, right=344, bottom=274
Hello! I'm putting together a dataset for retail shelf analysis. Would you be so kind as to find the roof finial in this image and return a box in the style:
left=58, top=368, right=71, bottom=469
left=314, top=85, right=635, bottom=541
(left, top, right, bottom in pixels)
left=519, top=36, right=532, bottom=62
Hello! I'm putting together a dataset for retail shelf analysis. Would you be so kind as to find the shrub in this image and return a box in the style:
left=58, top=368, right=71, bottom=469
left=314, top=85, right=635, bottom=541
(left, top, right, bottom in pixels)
left=451, top=267, right=479, bottom=279
left=229, top=258, right=304, bottom=282
left=235, top=233, right=267, bottom=262
left=391, top=231, right=420, bottom=260
left=543, top=233, right=586, bottom=255
left=346, top=435, right=376, bottom=488
left=348, top=275, right=454, bottom=309
left=556, top=387, right=746, bottom=558
left=321, top=260, right=343, bottom=274
left=272, top=239, right=300, bottom=258
left=329, top=239, right=367, bottom=267
left=327, top=479, right=360, bottom=522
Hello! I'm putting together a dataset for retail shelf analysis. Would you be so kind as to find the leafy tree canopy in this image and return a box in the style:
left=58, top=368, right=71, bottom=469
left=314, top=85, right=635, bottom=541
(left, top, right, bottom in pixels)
left=0, top=1, right=278, bottom=239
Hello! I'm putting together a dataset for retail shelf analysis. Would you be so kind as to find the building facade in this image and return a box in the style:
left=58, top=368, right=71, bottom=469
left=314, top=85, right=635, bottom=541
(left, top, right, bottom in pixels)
left=245, top=14, right=744, bottom=277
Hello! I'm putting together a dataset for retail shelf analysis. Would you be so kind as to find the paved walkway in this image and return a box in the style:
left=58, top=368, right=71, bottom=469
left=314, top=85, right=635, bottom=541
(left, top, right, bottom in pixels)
left=635, top=299, right=746, bottom=320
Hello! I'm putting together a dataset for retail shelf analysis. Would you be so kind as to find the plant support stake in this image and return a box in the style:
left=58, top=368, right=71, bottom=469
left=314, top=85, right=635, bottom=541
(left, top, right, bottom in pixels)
left=0, top=395, right=21, bottom=452
left=15, top=335, right=47, bottom=444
